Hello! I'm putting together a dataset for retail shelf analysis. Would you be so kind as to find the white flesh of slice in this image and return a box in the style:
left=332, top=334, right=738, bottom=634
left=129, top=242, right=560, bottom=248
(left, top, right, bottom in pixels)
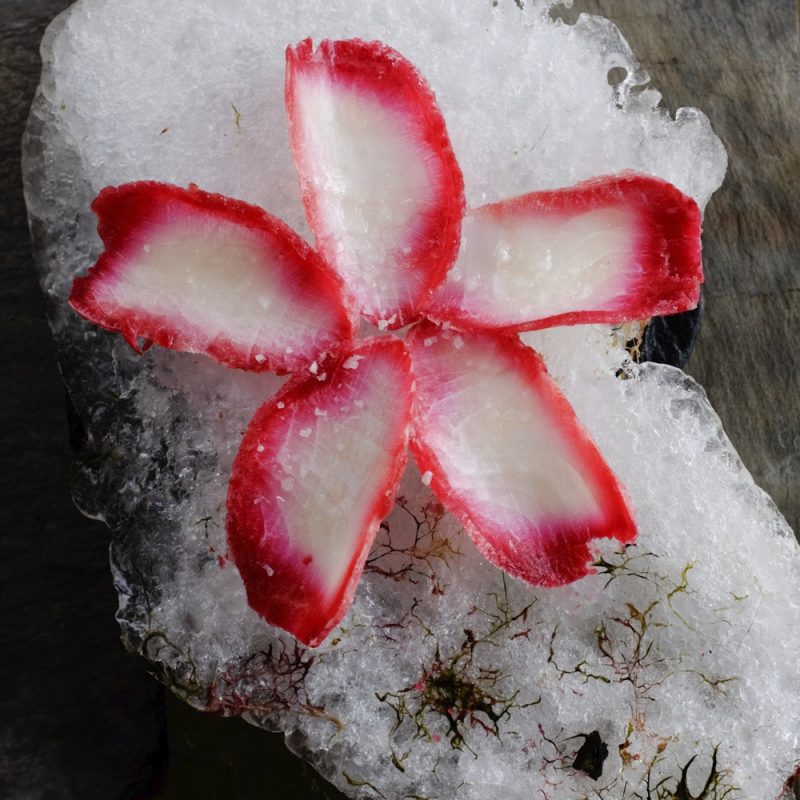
left=424, top=342, right=601, bottom=534
left=270, top=359, right=401, bottom=596
left=295, top=76, right=433, bottom=313
left=108, top=218, right=332, bottom=354
left=448, top=206, right=636, bottom=322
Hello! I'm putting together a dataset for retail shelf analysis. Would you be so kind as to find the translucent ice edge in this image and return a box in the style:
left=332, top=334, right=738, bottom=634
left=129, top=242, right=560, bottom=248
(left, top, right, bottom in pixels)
left=22, top=0, right=800, bottom=798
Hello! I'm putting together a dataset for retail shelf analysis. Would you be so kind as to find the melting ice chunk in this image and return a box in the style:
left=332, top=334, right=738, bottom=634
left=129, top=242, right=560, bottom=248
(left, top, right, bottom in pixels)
left=26, top=1, right=800, bottom=799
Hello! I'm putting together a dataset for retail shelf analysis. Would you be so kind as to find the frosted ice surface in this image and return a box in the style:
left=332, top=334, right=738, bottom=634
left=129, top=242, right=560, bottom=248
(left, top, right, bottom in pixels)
left=22, top=0, right=799, bottom=798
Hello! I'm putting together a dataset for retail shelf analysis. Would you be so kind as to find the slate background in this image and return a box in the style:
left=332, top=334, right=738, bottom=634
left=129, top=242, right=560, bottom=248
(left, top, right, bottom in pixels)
left=2, top=1, right=797, bottom=798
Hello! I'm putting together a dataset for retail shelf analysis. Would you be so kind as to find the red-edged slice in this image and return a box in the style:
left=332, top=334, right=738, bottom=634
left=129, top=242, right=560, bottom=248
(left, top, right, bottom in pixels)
left=407, top=324, right=636, bottom=587
left=286, top=38, right=465, bottom=329
left=226, top=338, right=413, bottom=646
left=69, top=182, right=353, bottom=373
left=425, top=173, right=702, bottom=333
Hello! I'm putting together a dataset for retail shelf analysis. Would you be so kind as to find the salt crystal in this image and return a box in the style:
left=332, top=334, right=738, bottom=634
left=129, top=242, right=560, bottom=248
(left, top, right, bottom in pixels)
left=343, top=355, right=364, bottom=370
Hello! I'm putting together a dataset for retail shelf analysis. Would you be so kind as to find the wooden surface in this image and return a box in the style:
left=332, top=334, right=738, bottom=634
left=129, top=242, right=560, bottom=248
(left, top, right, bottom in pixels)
left=2, top=1, right=797, bottom=798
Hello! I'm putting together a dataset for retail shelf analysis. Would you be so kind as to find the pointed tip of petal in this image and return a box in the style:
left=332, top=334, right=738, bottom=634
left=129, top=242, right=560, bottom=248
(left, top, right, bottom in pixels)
left=408, top=324, right=637, bottom=589
left=70, top=181, right=354, bottom=373
left=286, top=38, right=465, bottom=328
left=227, top=338, right=413, bottom=646
left=427, top=172, right=702, bottom=334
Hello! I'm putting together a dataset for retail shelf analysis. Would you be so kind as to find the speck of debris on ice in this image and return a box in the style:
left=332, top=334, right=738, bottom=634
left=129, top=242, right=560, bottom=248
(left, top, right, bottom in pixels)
left=309, top=361, right=319, bottom=374
left=421, top=470, right=433, bottom=486
left=254, top=353, right=266, bottom=364
left=299, top=427, right=312, bottom=438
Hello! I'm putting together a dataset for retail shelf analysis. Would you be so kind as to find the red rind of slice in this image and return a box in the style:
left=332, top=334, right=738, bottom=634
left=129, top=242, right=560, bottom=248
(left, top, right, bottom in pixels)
left=425, top=173, right=702, bottom=333
left=286, top=38, right=465, bottom=329
left=226, top=338, right=413, bottom=646
left=407, top=324, right=636, bottom=587
left=69, top=182, right=354, bottom=373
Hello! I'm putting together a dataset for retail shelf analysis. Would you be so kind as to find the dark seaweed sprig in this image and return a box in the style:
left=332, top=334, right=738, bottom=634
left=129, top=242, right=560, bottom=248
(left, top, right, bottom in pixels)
left=366, top=497, right=461, bottom=595
left=377, top=583, right=539, bottom=755
left=638, top=747, right=739, bottom=800
left=207, top=640, right=341, bottom=728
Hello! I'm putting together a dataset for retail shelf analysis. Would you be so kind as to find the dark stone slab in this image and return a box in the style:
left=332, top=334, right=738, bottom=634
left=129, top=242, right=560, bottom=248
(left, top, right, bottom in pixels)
left=0, top=3, right=166, bottom=799
left=155, top=694, right=345, bottom=800
left=641, top=301, right=703, bottom=369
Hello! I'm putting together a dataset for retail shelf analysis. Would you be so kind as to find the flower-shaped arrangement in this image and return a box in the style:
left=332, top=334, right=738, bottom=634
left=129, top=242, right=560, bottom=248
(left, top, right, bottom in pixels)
left=68, top=38, right=702, bottom=647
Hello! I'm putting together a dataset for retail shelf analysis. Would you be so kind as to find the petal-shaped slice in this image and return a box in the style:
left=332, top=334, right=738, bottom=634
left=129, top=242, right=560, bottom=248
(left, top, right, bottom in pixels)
left=226, top=338, right=413, bottom=646
left=425, top=173, right=702, bottom=333
left=69, top=182, right=353, bottom=373
left=407, top=325, right=636, bottom=587
left=286, top=38, right=465, bottom=329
